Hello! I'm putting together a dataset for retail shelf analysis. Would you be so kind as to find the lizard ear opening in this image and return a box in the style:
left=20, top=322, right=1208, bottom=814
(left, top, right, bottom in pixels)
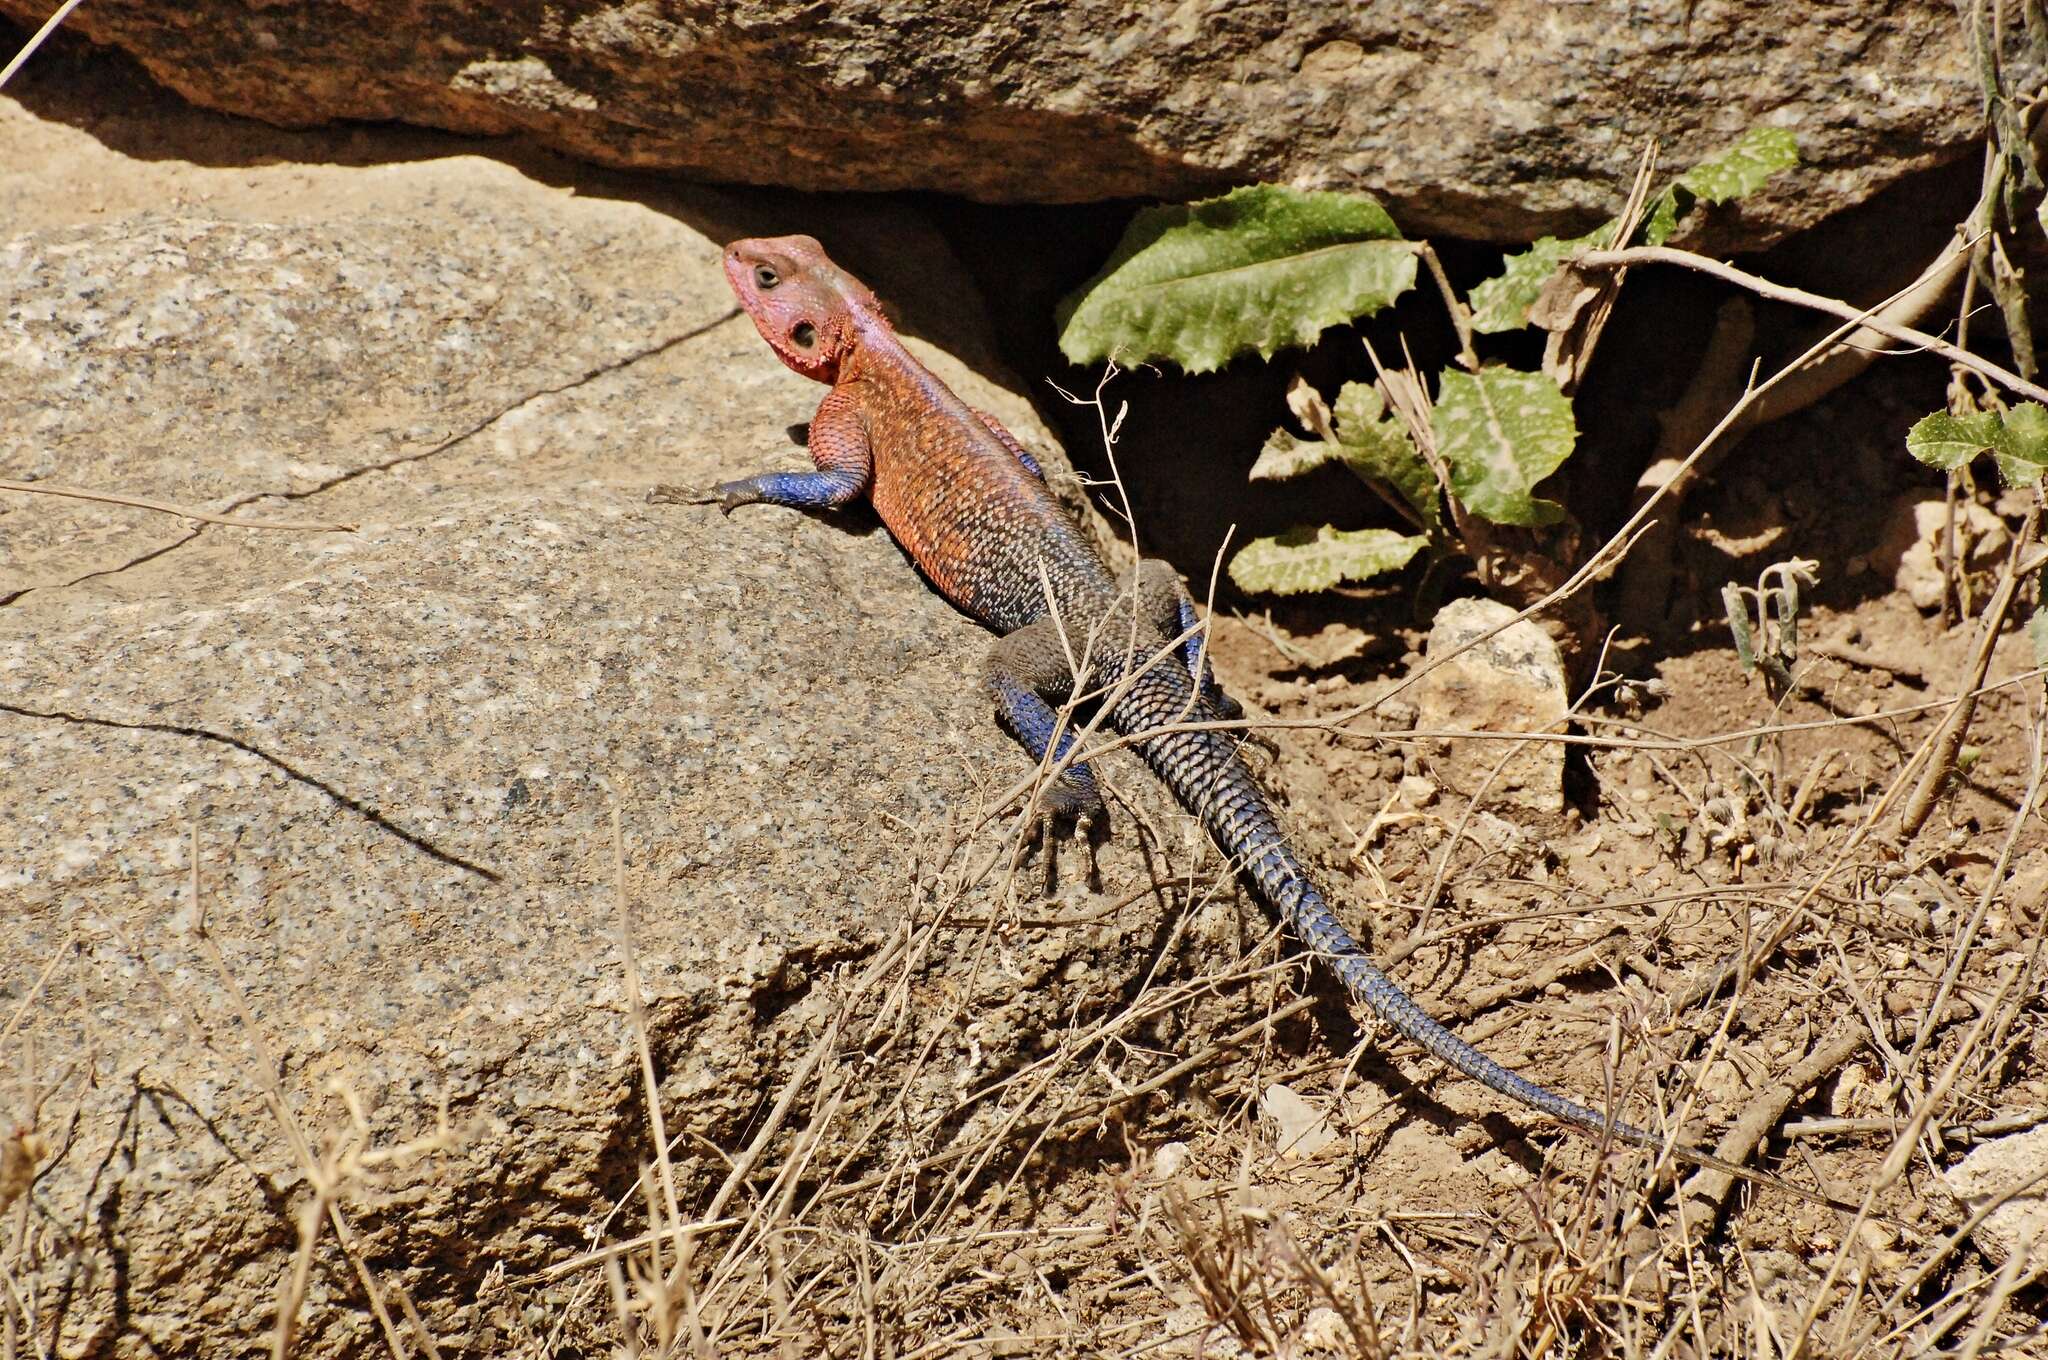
left=791, top=322, right=817, bottom=349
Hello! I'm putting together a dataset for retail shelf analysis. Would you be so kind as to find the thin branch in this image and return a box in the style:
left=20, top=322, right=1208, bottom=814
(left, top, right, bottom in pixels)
left=1899, top=502, right=2038, bottom=837
left=1576, top=244, right=2048, bottom=406
left=1415, top=242, right=1477, bottom=371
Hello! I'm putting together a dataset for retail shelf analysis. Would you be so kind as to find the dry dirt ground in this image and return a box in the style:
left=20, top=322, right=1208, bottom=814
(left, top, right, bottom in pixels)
left=1055, top=379, right=2048, bottom=1356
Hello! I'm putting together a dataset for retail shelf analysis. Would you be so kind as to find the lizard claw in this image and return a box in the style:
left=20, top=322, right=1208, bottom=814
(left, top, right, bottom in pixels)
left=649, top=482, right=741, bottom=515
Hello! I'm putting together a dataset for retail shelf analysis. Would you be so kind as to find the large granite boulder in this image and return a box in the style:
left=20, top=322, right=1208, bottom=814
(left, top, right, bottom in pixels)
left=0, top=97, right=1247, bottom=1357
left=0, top=0, right=1993, bottom=243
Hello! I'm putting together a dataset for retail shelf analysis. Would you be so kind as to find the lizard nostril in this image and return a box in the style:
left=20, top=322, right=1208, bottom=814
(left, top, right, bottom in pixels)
left=791, top=322, right=816, bottom=348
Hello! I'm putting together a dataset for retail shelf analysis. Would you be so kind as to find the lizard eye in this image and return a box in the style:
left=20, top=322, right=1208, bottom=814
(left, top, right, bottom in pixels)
left=753, top=264, right=780, bottom=289
left=791, top=322, right=816, bottom=348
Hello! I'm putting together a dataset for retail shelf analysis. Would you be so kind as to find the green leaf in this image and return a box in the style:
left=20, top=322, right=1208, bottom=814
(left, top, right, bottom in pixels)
left=1228, top=525, right=1426, bottom=595
left=1430, top=368, right=1577, bottom=526
left=1249, top=384, right=1442, bottom=531
left=1056, top=185, right=1417, bottom=374
left=1468, top=232, right=1597, bottom=334
left=1468, top=127, right=1797, bottom=331
left=1907, top=411, right=2003, bottom=471
left=1248, top=427, right=1346, bottom=482
left=1907, top=404, right=2048, bottom=485
left=1641, top=187, right=1686, bottom=248
left=2028, top=605, right=2048, bottom=667
left=1330, top=382, right=1442, bottom=530
left=1723, top=584, right=1756, bottom=672
left=1676, top=126, right=1800, bottom=206
left=1994, top=401, right=2048, bottom=486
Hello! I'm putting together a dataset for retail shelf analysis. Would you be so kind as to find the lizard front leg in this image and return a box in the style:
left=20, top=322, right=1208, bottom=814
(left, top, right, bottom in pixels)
left=655, top=386, right=871, bottom=513
left=983, top=616, right=1103, bottom=822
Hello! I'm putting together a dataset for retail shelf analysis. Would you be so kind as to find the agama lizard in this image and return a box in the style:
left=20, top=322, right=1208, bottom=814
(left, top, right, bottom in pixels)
left=661, top=234, right=1867, bottom=1214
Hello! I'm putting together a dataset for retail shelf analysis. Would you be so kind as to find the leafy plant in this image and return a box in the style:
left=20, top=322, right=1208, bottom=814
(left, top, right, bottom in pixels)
left=1905, top=402, right=2048, bottom=487
left=1055, top=130, right=1799, bottom=599
left=1722, top=557, right=1819, bottom=801
left=1898, top=4, right=2046, bottom=629
left=1469, top=127, right=1797, bottom=335
left=1722, top=558, right=1818, bottom=701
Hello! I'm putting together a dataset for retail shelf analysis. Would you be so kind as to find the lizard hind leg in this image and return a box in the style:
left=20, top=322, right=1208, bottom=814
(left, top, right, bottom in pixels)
left=983, top=617, right=1104, bottom=824
left=1131, top=559, right=1242, bottom=720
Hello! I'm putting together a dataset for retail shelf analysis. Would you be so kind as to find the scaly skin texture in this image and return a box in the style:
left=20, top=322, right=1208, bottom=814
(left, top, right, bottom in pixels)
left=679, top=236, right=1858, bottom=1211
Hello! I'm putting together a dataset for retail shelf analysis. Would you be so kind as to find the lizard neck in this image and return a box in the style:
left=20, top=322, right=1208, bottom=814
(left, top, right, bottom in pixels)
left=840, top=317, right=971, bottom=424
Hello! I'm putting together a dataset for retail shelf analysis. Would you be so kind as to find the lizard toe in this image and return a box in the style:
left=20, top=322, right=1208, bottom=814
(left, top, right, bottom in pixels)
left=647, top=481, right=754, bottom=515
left=647, top=482, right=721, bottom=507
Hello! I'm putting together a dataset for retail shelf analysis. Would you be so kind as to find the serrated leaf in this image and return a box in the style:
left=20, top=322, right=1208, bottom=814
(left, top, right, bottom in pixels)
left=1908, top=404, right=2048, bottom=485
left=1331, top=381, right=1391, bottom=436
left=1906, top=411, right=2003, bottom=471
left=1228, top=525, right=1426, bottom=595
left=1993, top=401, right=2048, bottom=486
left=1470, top=128, right=1796, bottom=330
left=1331, top=382, right=1442, bottom=530
left=1677, top=127, right=1799, bottom=205
left=1249, top=428, right=1347, bottom=482
left=1468, top=232, right=1600, bottom=334
left=1056, top=185, right=1417, bottom=374
left=1430, top=368, right=1576, bottom=526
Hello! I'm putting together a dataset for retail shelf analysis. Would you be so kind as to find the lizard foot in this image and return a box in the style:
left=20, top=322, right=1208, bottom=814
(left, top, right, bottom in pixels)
left=1039, top=772, right=1105, bottom=828
left=648, top=482, right=743, bottom=514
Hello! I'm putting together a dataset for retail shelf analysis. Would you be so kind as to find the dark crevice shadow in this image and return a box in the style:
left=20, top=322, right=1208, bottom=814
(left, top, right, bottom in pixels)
left=0, top=701, right=499, bottom=879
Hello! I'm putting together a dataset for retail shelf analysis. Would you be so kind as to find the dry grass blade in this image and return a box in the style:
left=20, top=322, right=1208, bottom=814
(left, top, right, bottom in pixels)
left=1674, top=1021, right=1868, bottom=1231
left=0, top=939, right=73, bottom=1053
left=1160, top=1186, right=1275, bottom=1353
left=0, top=479, right=359, bottom=533
left=0, top=0, right=86, bottom=90
left=1784, top=961, right=2024, bottom=1360
left=1899, top=504, right=2039, bottom=837
left=184, top=824, right=451, bottom=1360
left=609, top=808, right=709, bottom=1358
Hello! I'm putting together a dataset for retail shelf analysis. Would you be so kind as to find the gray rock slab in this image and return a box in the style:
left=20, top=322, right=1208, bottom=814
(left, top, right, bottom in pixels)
left=1942, top=1124, right=2048, bottom=1283
left=0, top=0, right=1992, bottom=245
left=0, top=102, right=1232, bottom=1358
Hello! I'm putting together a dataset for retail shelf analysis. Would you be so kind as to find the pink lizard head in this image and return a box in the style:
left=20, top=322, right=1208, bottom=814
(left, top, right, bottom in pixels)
left=723, top=235, right=882, bottom=384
